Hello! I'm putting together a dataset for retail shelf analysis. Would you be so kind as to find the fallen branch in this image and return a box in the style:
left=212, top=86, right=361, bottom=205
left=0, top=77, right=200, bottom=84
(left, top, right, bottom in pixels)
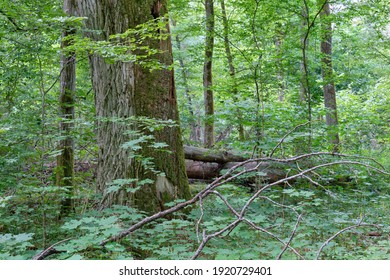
left=99, top=158, right=388, bottom=253
left=316, top=221, right=381, bottom=259
left=33, top=151, right=389, bottom=260
left=32, top=238, right=72, bottom=260
left=277, top=214, right=303, bottom=260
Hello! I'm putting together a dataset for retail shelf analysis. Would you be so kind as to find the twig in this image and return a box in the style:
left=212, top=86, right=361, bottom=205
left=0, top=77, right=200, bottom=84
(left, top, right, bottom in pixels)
left=277, top=214, right=303, bottom=260
left=209, top=191, right=304, bottom=259
left=243, top=218, right=304, bottom=259
left=296, top=162, right=337, bottom=198
left=196, top=196, right=205, bottom=243
left=258, top=196, right=299, bottom=215
left=316, top=222, right=380, bottom=259
left=192, top=220, right=241, bottom=260
left=269, top=121, right=313, bottom=157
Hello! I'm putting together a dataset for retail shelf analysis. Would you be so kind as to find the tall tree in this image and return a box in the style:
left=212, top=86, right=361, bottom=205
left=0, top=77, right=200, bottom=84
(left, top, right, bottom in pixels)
left=56, top=0, right=76, bottom=216
left=174, top=24, right=200, bottom=142
left=220, top=0, right=245, bottom=141
left=77, top=0, right=191, bottom=212
left=203, top=0, right=215, bottom=148
left=319, top=1, right=340, bottom=151
left=275, top=23, right=285, bottom=102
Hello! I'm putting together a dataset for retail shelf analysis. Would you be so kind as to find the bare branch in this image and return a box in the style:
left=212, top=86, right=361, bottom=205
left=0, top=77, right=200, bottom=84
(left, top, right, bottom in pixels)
left=316, top=222, right=380, bottom=259
left=269, top=121, right=313, bottom=157
left=196, top=196, right=205, bottom=243
left=100, top=155, right=388, bottom=247
left=239, top=160, right=389, bottom=219
left=277, top=214, right=303, bottom=260
left=32, top=238, right=72, bottom=260
left=258, top=196, right=299, bottom=215
left=243, top=218, right=304, bottom=259
left=192, top=220, right=241, bottom=260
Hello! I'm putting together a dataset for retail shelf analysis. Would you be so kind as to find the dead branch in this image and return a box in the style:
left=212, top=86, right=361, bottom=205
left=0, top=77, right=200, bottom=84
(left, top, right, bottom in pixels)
left=32, top=150, right=389, bottom=260
left=316, top=221, right=381, bottom=259
left=32, top=238, right=72, bottom=260
left=277, top=214, right=303, bottom=260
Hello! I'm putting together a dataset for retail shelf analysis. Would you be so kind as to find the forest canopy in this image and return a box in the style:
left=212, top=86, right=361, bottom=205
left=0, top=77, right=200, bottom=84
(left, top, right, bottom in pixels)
left=0, top=0, right=389, bottom=260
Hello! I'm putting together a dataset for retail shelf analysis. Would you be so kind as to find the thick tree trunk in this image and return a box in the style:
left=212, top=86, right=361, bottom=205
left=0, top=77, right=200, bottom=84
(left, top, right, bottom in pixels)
left=57, top=0, right=76, bottom=216
left=319, top=1, right=340, bottom=151
left=203, top=0, right=215, bottom=148
left=77, top=0, right=190, bottom=213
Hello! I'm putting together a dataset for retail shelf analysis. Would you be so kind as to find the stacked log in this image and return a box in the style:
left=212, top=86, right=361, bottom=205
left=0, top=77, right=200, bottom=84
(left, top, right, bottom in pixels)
left=183, top=146, right=286, bottom=182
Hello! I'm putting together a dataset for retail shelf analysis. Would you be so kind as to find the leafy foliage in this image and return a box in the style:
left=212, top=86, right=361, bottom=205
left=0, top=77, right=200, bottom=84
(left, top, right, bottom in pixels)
left=0, top=0, right=388, bottom=260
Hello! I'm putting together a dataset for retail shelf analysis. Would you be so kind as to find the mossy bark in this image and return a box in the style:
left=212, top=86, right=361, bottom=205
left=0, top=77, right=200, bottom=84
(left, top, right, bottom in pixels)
left=57, top=0, right=76, bottom=217
left=77, top=0, right=190, bottom=213
left=203, top=0, right=215, bottom=148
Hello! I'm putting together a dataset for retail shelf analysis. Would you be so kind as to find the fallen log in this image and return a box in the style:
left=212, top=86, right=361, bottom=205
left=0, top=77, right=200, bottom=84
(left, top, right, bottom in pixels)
left=184, top=145, right=246, bottom=164
left=184, top=146, right=287, bottom=183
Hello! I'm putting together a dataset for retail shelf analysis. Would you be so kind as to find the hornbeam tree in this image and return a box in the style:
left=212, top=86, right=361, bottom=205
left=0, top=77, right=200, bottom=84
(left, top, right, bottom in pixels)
left=77, top=0, right=191, bottom=212
left=319, top=1, right=340, bottom=151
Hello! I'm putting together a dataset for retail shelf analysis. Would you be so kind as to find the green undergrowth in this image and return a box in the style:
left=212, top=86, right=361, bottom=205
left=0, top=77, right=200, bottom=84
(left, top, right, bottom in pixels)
left=1, top=174, right=388, bottom=260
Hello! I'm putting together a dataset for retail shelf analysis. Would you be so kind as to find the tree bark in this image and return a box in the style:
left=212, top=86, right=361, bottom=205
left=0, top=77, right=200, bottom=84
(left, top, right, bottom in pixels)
left=203, top=0, right=215, bottom=148
left=57, top=0, right=76, bottom=216
left=77, top=0, right=191, bottom=213
left=184, top=145, right=246, bottom=164
left=319, top=1, right=340, bottom=151
left=183, top=146, right=286, bottom=183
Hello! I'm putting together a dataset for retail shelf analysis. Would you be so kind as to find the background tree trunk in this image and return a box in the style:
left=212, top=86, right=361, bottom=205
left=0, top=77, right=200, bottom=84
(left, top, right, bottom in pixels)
left=299, top=6, right=309, bottom=104
left=275, top=23, right=285, bottom=102
left=203, top=0, right=215, bottom=148
left=77, top=0, right=191, bottom=213
left=174, top=32, right=201, bottom=142
left=319, top=1, right=340, bottom=151
left=220, top=0, right=245, bottom=141
left=57, top=0, right=76, bottom=217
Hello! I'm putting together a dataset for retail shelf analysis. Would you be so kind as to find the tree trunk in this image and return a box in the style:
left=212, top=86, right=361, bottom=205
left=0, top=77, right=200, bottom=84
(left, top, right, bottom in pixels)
left=319, top=1, right=340, bottom=151
left=203, top=0, right=215, bottom=148
left=57, top=0, right=76, bottom=217
left=220, top=0, right=245, bottom=141
left=275, top=23, right=285, bottom=102
left=299, top=7, right=309, bottom=104
left=77, top=0, right=191, bottom=213
left=174, top=31, right=201, bottom=142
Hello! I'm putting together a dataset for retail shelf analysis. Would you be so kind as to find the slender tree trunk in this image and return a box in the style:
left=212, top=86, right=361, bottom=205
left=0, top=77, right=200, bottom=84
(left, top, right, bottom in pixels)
left=77, top=0, right=191, bottom=213
left=319, top=1, right=340, bottom=151
left=300, top=6, right=309, bottom=105
left=299, top=2, right=313, bottom=153
left=275, top=23, right=285, bottom=102
left=203, top=0, right=215, bottom=148
left=220, top=0, right=245, bottom=141
left=57, top=0, right=76, bottom=217
left=174, top=33, right=200, bottom=142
